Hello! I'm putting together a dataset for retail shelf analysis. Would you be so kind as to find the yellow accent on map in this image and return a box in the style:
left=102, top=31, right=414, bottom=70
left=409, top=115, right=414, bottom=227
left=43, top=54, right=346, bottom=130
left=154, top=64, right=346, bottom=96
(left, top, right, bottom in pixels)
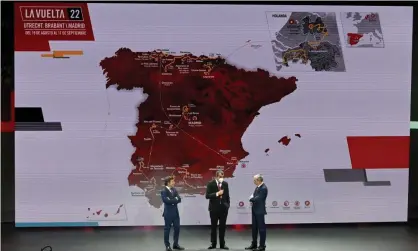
left=41, top=50, right=84, bottom=58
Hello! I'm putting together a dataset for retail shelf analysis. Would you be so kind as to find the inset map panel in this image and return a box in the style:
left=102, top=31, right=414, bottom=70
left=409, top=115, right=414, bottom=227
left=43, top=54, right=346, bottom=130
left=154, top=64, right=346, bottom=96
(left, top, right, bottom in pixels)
left=341, top=12, right=384, bottom=48
left=266, top=12, right=345, bottom=72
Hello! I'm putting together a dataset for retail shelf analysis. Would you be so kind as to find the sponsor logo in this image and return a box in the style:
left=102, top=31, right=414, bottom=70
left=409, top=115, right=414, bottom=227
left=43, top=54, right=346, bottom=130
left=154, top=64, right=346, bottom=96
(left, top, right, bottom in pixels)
left=294, top=201, right=300, bottom=207
left=305, top=200, right=310, bottom=206
left=283, top=201, right=289, bottom=207
left=238, top=201, right=244, bottom=207
left=272, top=201, right=278, bottom=207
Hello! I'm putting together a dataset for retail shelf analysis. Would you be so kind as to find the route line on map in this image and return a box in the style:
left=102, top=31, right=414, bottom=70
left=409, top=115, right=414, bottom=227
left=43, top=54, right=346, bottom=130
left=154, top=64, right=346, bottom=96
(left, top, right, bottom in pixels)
left=157, top=78, right=231, bottom=162
left=146, top=124, right=157, bottom=168
left=282, top=23, right=329, bottom=65
left=153, top=42, right=259, bottom=173
left=157, top=55, right=235, bottom=172
left=134, top=42, right=256, bottom=190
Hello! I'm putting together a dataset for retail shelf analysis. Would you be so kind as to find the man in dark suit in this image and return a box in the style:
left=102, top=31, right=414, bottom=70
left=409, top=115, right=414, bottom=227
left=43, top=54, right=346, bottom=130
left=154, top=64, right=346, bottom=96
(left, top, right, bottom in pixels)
left=205, top=170, right=230, bottom=250
left=245, top=174, right=268, bottom=251
left=161, top=176, right=185, bottom=251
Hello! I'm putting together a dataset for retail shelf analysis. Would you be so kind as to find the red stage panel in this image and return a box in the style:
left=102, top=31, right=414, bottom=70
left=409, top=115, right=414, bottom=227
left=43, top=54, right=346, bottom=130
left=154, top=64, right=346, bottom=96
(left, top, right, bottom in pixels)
left=347, top=136, right=410, bottom=169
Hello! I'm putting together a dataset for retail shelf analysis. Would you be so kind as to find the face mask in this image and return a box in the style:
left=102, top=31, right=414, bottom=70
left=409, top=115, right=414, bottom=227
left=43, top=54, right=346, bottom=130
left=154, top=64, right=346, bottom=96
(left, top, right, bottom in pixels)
left=218, top=178, right=224, bottom=183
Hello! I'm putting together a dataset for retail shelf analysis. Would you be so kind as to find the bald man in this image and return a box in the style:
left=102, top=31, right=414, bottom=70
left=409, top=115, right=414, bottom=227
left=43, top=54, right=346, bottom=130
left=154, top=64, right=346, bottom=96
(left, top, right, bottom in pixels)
left=245, top=174, right=268, bottom=251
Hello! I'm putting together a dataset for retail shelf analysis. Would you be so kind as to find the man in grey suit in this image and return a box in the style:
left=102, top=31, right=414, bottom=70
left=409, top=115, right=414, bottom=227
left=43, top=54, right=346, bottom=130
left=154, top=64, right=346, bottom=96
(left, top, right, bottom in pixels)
left=245, top=174, right=268, bottom=251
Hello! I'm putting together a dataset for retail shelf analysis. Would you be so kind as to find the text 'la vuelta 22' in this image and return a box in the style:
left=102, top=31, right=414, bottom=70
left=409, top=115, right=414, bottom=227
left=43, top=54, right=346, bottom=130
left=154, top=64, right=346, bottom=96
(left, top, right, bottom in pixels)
left=20, top=6, right=84, bottom=21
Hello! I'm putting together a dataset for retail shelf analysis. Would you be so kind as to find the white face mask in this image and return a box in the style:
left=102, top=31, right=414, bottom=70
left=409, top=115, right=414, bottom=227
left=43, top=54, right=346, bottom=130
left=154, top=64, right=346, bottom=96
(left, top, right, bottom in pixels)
left=218, top=178, right=224, bottom=183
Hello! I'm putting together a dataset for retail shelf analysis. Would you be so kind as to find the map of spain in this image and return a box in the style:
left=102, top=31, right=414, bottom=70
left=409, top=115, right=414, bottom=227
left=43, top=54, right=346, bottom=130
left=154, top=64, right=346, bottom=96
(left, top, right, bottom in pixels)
left=341, top=12, right=384, bottom=48
left=100, top=48, right=298, bottom=208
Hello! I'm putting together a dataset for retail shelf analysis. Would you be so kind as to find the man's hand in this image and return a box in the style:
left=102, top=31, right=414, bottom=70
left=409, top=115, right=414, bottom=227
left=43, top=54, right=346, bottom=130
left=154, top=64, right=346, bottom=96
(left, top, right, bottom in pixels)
left=175, top=197, right=178, bottom=200
left=217, top=190, right=224, bottom=196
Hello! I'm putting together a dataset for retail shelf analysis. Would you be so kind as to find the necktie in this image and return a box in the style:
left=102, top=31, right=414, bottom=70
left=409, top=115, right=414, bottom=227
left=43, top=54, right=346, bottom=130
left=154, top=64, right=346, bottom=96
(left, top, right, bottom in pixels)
left=218, top=182, right=222, bottom=201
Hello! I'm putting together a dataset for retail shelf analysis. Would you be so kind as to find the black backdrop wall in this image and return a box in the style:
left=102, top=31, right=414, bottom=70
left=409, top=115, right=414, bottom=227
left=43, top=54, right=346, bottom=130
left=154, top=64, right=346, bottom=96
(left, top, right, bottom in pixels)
left=1, top=1, right=417, bottom=224
left=409, top=3, right=418, bottom=220
left=1, top=1, right=15, bottom=223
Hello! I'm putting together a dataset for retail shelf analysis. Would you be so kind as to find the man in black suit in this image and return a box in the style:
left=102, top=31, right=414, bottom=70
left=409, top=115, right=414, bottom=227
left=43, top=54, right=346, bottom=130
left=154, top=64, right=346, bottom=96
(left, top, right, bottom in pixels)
left=161, top=176, right=185, bottom=251
left=245, top=174, right=268, bottom=251
left=205, top=170, right=230, bottom=250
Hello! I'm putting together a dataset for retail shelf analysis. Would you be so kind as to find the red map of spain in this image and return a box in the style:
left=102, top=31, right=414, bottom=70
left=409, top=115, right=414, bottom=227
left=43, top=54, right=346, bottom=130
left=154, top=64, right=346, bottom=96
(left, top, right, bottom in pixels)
left=100, top=48, right=298, bottom=208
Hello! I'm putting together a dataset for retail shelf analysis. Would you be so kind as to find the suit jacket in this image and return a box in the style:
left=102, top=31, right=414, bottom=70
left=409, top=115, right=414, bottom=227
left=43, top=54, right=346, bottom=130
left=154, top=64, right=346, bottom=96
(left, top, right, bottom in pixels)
left=161, top=186, right=181, bottom=218
left=205, top=180, right=230, bottom=212
left=249, top=183, right=268, bottom=215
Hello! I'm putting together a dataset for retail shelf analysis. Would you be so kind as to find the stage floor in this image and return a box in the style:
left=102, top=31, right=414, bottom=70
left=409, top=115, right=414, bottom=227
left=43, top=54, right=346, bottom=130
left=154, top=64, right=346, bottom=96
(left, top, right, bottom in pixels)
left=2, top=224, right=417, bottom=251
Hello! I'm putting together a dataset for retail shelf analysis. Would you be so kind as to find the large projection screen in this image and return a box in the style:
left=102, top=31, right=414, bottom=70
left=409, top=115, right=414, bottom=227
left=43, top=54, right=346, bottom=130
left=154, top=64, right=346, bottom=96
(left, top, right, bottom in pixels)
left=14, top=3, right=412, bottom=226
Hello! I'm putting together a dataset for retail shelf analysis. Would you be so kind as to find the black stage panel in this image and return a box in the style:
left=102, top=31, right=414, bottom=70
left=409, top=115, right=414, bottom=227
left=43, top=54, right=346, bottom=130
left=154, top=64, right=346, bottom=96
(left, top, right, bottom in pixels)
left=2, top=225, right=417, bottom=251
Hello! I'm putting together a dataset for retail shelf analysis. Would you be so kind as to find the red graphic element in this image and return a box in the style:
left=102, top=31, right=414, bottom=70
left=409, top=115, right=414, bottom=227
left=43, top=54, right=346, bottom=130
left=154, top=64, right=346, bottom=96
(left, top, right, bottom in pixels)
left=264, top=148, right=270, bottom=154
left=278, top=136, right=291, bottom=146
left=115, top=204, right=123, bottom=215
left=84, top=227, right=94, bottom=233
left=100, top=48, right=297, bottom=208
left=284, top=224, right=295, bottom=230
left=241, top=163, right=246, bottom=168
left=295, top=134, right=301, bottom=138
left=238, top=201, right=245, bottom=207
left=96, top=210, right=102, bottom=215
left=233, top=224, right=245, bottom=231
left=294, top=201, right=300, bottom=206
left=1, top=91, right=14, bottom=132
left=305, top=200, right=310, bottom=206
left=347, top=136, right=409, bottom=169
left=272, top=201, right=278, bottom=207
left=347, top=33, right=363, bottom=46
left=284, top=201, right=289, bottom=207
left=365, top=14, right=377, bottom=21
left=104, top=213, right=108, bottom=218
left=14, top=3, right=95, bottom=51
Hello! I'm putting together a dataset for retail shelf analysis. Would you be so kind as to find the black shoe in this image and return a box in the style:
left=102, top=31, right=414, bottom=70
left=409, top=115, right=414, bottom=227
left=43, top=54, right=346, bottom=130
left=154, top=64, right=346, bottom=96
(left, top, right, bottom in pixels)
left=245, top=244, right=257, bottom=250
left=220, top=245, right=229, bottom=250
left=255, top=246, right=266, bottom=251
left=173, top=245, right=184, bottom=250
left=208, top=244, right=216, bottom=249
left=166, top=247, right=173, bottom=251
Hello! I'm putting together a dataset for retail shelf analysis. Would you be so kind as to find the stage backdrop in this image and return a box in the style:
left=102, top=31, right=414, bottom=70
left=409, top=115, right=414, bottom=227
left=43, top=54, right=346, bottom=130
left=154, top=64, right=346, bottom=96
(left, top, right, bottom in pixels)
left=14, top=3, right=412, bottom=227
